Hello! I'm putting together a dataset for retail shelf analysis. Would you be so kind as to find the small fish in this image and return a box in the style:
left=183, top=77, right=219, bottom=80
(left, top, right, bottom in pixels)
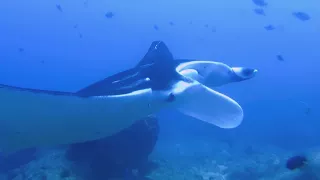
left=79, top=33, right=83, bottom=38
left=153, top=25, right=159, bottom=31
left=84, top=0, right=88, bottom=7
left=105, top=11, right=114, bottom=18
left=73, top=24, right=78, bottom=29
left=305, top=107, right=311, bottom=115
left=276, top=55, right=284, bottom=61
left=299, top=101, right=311, bottom=115
left=286, top=155, right=307, bottom=170
left=253, top=8, right=266, bottom=16
left=56, top=4, right=63, bottom=12
left=293, top=12, right=311, bottom=21
left=252, top=0, right=268, bottom=7
left=264, top=25, right=275, bottom=31
left=204, top=24, right=209, bottom=28
left=18, top=48, right=24, bottom=52
left=166, top=93, right=175, bottom=102
left=169, top=21, right=175, bottom=26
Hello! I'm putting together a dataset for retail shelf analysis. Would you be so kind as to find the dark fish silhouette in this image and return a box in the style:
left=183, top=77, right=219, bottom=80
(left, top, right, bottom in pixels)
left=18, top=48, right=24, bottom=52
left=305, top=107, right=311, bottom=115
left=276, top=55, right=284, bottom=61
left=299, top=101, right=310, bottom=115
left=293, top=12, right=311, bottom=21
left=153, top=25, right=159, bottom=30
left=253, top=8, right=266, bottom=16
left=286, top=155, right=307, bottom=170
left=84, top=0, right=88, bottom=7
left=264, top=25, right=275, bottom=31
left=105, top=11, right=114, bottom=18
left=56, top=4, right=63, bottom=12
left=252, top=0, right=268, bottom=7
left=169, top=21, right=175, bottom=26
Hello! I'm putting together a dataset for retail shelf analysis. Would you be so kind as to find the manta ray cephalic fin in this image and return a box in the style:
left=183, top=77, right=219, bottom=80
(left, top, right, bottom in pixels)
left=176, top=83, right=244, bottom=129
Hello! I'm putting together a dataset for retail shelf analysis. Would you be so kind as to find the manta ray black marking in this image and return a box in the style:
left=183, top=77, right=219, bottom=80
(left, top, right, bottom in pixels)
left=76, top=41, right=182, bottom=97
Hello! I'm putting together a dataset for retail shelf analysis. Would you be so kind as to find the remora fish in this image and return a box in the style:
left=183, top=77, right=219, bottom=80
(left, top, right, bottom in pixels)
left=0, top=41, right=257, bottom=154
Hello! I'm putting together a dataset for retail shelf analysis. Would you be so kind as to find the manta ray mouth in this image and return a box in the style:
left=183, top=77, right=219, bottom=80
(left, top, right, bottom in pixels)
left=172, top=80, right=244, bottom=129
left=231, top=67, right=258, bottom=80
left=179, top=69, right=202, bottom=77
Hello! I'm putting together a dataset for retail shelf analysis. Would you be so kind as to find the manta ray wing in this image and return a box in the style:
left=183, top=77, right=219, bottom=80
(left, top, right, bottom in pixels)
left=76, top=41, right=177, bottom=97
left=75, top=68, right=151, bottom=97
left=0, top=40, right=251, bottom=154
left=0, top=41, right=179, bottom=154
left=0, top=84, right=168, bottom=154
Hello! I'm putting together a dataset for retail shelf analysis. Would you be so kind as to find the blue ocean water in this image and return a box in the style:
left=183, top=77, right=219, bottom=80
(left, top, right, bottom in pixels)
left=0, top=0, right=320, bottom=179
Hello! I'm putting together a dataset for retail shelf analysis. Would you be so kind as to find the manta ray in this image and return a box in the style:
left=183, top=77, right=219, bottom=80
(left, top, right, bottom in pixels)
left=0, top=41, right=257, bottom=154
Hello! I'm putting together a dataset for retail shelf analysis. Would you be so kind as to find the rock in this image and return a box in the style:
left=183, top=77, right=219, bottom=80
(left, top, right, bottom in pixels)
left=66, top=116, right=160, bottom=179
